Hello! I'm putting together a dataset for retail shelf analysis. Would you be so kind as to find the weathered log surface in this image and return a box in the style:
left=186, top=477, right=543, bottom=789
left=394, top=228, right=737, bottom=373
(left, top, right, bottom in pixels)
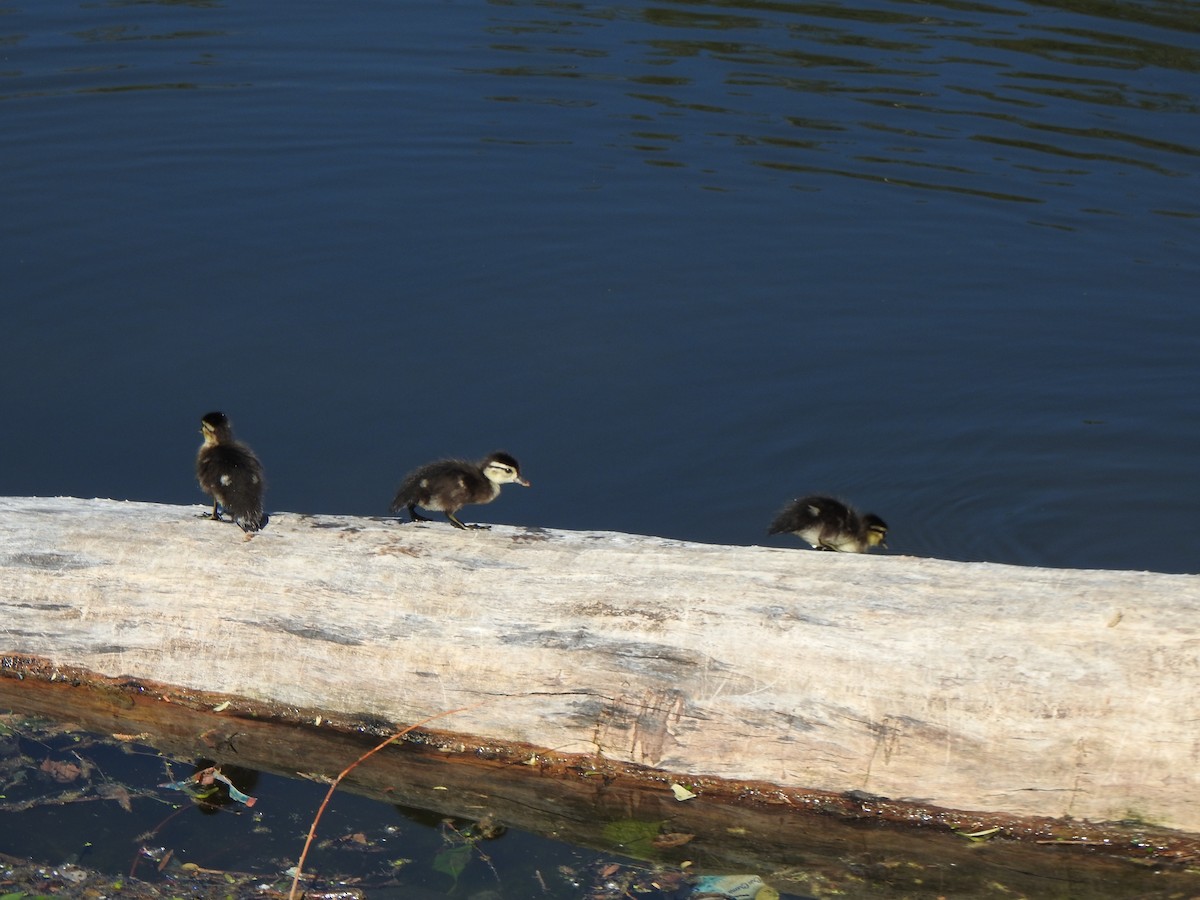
left=2, top=495, right=1198, bottom=834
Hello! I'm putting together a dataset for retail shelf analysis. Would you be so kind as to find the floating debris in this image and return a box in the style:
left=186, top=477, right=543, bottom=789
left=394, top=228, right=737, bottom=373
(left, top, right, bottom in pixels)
left=671, top=782, right=697, bottom=801
left=159, top=765, right=257, bottom=807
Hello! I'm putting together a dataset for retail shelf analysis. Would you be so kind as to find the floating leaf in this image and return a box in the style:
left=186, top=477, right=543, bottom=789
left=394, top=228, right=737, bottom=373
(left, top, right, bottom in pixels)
left=40, top=757, right=82, bottom=783
left=96, top=783, right=133, bottom=812
left=955, top=825, right=1001, bottom=842
left=58, top=864, right=87, bottom=884
left=602, top=819, right=661, bottom=856
left=433, top=843, right=472, bottom=884
left=652, top=832, right=694, bottom=849
left=670, top=783, right=697, bottom=801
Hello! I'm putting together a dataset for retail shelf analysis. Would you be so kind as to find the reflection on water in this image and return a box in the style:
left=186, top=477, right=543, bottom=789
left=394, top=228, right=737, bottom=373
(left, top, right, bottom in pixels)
left=0, top=8, right=233, bottom=99
left=471, top=0, right=1200, bottom=207
left=5, top=0, right=1198, bottom=197
left=5, top=0, right=1196, bottom=209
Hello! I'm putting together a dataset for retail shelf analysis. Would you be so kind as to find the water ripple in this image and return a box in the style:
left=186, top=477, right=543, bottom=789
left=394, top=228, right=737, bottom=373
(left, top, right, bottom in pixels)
left=466, top=0, right=1200, bottom=206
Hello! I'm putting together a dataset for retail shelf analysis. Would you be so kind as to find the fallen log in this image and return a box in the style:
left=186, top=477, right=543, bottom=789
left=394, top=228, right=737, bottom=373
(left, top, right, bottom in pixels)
left=2, top=495, right=1197, bottom=842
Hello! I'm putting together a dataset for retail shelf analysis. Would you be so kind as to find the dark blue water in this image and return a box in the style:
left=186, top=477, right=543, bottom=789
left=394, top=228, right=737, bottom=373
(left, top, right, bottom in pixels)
left=4, top=0, right=1199, bottom=574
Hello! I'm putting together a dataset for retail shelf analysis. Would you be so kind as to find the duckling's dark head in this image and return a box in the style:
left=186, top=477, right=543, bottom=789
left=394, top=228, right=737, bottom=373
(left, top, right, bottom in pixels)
left=483, top=451, right=530, bottom=487
left=200, top=411, right=234, bottom=444
left=863, top=514, right=888, bottom=549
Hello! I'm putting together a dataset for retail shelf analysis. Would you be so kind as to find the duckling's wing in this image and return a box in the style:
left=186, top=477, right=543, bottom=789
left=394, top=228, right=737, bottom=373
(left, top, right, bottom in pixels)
left=197, top=445, right=263, bottom=493
left=810, top=498, right=861, bottom=546
left=768, top=496, right=828, bottom=535
left=197, top=444, right=265, bottom=528
left=392, top=460, right=483, bottom=512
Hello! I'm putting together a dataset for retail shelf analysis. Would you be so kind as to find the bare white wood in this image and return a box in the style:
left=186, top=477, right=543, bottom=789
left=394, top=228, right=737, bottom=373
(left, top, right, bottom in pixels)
left=1, top=496, right=1197, bottom=831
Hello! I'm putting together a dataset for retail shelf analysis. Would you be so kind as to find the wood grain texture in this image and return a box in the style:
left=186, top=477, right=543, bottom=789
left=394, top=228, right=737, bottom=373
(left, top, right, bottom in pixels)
left=2, top=496, right=1197, bottom=832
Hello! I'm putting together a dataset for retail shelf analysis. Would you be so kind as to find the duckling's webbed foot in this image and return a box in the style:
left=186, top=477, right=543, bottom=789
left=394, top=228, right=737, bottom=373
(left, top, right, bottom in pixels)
left=446, top=512, right=489, bottom=530
left=198, top=502, right=225, bottom=522
left=407, top=505, right=433, bottom=524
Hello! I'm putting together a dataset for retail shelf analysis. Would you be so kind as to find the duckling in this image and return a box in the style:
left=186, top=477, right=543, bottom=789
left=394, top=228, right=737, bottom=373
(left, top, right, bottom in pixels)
left=768, top=495, right=887, bottom=553
left=195, top=411, right=267, bottom=534
left=390, top=451, right=530, bottom=530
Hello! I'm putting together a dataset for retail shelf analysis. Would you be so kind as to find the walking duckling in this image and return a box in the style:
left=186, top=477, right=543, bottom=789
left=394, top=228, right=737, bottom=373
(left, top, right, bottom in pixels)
left=196, top=411, right=267, bottom=534
left=768, top=495, right=887, bottom=553
left=391, top=451, right=530, bottom=530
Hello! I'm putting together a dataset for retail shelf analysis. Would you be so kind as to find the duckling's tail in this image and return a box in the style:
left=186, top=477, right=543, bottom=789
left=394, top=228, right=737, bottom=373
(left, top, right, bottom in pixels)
left=235, top=511, right=268, bottom=533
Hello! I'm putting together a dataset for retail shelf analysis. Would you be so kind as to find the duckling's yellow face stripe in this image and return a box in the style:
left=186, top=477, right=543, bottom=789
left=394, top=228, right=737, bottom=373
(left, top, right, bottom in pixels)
left=482, top=461, right=529, bottom=486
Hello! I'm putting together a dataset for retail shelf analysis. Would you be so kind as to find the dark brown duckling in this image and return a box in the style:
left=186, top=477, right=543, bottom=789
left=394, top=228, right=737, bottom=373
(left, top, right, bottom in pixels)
left=768, top=495, right=887, bottom=553
left=195, top=411, right=266, bottom=534
left=390, top=451, right=530, bottom=530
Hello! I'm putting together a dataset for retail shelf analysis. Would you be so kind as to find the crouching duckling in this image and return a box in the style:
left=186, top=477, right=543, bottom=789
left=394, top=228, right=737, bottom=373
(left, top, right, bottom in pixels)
left=196, top=411, right=267, bottom=534
left=391, top=451, right=530, bottom=530
left=768, top=495, right=887, bottom=553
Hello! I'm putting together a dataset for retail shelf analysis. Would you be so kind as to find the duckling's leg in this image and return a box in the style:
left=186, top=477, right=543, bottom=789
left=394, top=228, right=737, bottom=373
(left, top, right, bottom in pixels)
left=198, top=501, right=224, bottom=521
left=407, top=504, right=433, bottom=524
left=446, top=511, right=490, bottom=530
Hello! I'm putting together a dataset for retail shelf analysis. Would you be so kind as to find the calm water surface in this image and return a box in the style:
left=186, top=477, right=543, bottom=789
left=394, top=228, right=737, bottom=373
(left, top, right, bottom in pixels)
left=3, top=0, right=1198, bottom=573
left=2, top=0, right=1199, bottom=892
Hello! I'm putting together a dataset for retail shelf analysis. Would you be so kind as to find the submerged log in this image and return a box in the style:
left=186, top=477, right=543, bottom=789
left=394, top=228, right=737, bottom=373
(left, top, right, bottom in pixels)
left=1, top=495, right=1198, bottom=840
left=6, top=662, right=1200, bottom=897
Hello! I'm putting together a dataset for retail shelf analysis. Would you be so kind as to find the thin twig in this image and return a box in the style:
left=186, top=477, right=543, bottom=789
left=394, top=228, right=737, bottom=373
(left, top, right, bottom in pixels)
left=288, top=705, right=481, bottom=900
